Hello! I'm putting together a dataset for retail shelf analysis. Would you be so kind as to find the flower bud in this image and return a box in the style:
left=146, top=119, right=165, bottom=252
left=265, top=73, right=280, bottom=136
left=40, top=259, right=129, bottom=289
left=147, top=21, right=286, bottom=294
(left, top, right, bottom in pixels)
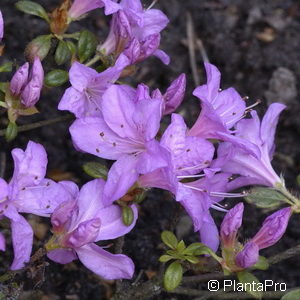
left=163, top=74, right=186, bottom=115
left=235, top=241, right=259, bottom=269
left=250, top=207, right=291, bottom=249
left=10, top=63, right=29, bottom=96
left=0, top=10, right=3, bottom=42
left=220, top=203, right=244, bottom=248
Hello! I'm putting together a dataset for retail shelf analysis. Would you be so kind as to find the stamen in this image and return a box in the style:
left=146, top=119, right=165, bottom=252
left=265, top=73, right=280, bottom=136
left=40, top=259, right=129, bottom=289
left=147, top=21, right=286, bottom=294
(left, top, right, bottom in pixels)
left=245, top=99, right=261, bottom=111
left=147, top=0, right=158, bottom=10
left=177, top=174, right=206, bottom=179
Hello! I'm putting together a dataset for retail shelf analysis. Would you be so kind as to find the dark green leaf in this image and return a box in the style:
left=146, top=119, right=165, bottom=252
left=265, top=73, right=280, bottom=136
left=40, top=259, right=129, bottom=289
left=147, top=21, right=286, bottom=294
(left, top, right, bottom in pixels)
left=176, top=240, right=186, bottom=253
left=5, top=122, right=18, bottom=142
left=237, top=271, right=262, bottom=299
left=66, top=41, right=77, bottom=56
left=161, top=231, right=178, bottom=249
left=122, top=206, right=134, bottom=226
left=245, top=187, right=288, bottom=209
left=185, top=255, right=199, bottom=264
left=82, top=162, right=108, bottom=179
left=45, top=69, right=69, bottom=87
left=25, top=34, right=52, bottom=61
left=297, top=175, right=300, bottom=187
left=55, top=40, right=71, bottom=65
left=15, top=1, right=49, bottom=22
left=78, top=30, right=97, bottom=63
left=281, top=289, right=300, bottom=300
left=164, top=261, right=183, bottom=291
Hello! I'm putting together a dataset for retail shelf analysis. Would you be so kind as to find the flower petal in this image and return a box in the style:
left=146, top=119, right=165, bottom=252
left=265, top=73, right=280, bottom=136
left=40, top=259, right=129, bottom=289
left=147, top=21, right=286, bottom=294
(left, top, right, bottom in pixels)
left=47, top=248, right=77, bottom=264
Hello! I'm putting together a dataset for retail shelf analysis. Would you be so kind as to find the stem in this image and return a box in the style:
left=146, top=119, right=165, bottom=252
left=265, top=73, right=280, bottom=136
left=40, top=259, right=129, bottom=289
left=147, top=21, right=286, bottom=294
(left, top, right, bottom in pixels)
left=268, top=243, right=300, bottom=265
left=275, top=183, right=300, bottom=207
left=0, top=115, right=73, bottom=137
left=85, top=55, right=101, bottom=67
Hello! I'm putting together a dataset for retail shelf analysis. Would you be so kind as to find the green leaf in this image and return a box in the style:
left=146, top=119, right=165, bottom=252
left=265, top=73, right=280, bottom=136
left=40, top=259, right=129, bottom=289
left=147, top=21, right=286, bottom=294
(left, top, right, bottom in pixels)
left=253, top=256, right=269, bottom=271
left=245, top=187, right=288, bottom=209
left=163, top=261, right=183, bottom=291
left=5, top=122, right=18, bottom=142
left=15, top=1, right=49, bottom=22
left=237, top=271, right=262, bottom=299
left=82, top=162, right=108, bottom=179
left=45, top=69, right=69, bottom=87
left=66, top=41, right=77, bottom=56
left=55, top=40, right=71, bottom=65
left=122, top=206, right=134, bottom=226
left=281, top=289, right=300, bottom=300
left=166, top=250, right=185, bottom=260
left=78, top=30, right=97, bottom=63
left=25, top=34, right=52, bottom=61
left=159, top=255, right=173, bottom=263
left=185, top=255, right=199, bottom=264
left=176, top=240, right=186, bottom=253
left=0, top=62, right=13, bottom=73
left=297, top=175, right=300, bottom=187
left=161, top=231, right=178, bottom=249
left=0, top=83, right=9, bottom=93
left=183, top=243, right=206, bottom=255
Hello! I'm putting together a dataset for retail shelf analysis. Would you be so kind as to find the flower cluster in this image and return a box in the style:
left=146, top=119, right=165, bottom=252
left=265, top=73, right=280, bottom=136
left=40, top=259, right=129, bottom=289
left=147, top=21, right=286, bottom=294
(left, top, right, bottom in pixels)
left=0, top=0, right=296, bottom=285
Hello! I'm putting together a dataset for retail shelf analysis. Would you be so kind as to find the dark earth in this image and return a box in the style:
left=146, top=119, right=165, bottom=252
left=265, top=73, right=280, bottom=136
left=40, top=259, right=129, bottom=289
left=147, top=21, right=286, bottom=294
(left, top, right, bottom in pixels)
left=1, top=0, right=300, bottom=299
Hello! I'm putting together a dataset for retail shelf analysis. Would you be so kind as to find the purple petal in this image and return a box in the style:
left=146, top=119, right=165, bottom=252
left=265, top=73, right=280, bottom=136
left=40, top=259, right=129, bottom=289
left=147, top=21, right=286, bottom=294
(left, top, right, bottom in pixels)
left=21, top=74, right=42, bottom=107
left=47, top=248, right=77, bottom=264
left=68, top=0, right=104, bottom=19
left=10, top=63, right=29, bottom=96
left=0, top=233, right=5, bottom=251
left=76, top=243, right=134, bottom=279
left=103, top=155, right=139, bottom=205
left=235, top=242, right=259, bottom=269
left=199, top=213, right=220, bottom=252
left=96, top=204, right=138, bottom=241
left=4, top=206, right=33, bottom=270
left=153, top=49, right=170, bottom=65
left=0, top=178, right=8, bottom=199
left=0, top=10, right=3, bottom=41
left=65, top=218, right=101, bottom=248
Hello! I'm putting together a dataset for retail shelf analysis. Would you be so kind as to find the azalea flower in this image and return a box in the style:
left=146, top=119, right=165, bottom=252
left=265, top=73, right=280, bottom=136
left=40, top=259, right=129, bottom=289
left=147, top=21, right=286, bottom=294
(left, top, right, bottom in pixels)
left=70, top=83, right=168, bottom=205
left=0, top=141, right=76, bottom=269
left=68, top=0, right=120, bottom=19
left=216, top=103, right=286, bottom=189
left=10, top=56, right=44, bottom=107
left=99, top=0, right=169, bottom=64
left=58, top=54, right=129, bottom=118
left=47, top=179, right=137, bottom=280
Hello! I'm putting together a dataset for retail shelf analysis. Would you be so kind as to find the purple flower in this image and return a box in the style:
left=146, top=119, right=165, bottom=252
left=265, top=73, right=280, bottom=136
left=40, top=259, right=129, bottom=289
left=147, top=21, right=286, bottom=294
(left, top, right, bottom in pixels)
left=68, top=0, right=120, bottom=19
left=58, top=54, right=129, bottom=118
left=47, top=179, right=137, bottom=280
left=0, top=10, right=4, bottom=42
left=216, top=103, right=286, bottom=189
left=10, top=57, right=44, bottom=108
left=99, top=0, right=169, bottom=64
left=188, top=63, right=246, bottom=138
left=220, top=203, right=244, bottom=248
left=235, top=207, right=291, bottom=269
left=70, top=83, right=168, bottom=205
left=0, top=141, right=76, bottom=270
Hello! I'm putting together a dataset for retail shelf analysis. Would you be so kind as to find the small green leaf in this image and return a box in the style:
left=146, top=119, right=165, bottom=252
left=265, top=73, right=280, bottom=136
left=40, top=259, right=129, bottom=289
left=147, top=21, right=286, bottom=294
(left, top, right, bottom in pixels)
left=183, top=243, right=205, bottom=255
left=159, top=255, right=173, bottom=263
left=297, top=175, right=300, bottom=187
left=122, top=206, right=134, bottom=226
left=253, top=256, right=269, bottom=271
left=5, top=122, right=18, bottom=142
left=78, top=30, right=97, bottom=63
left=0, top=83, right=9, bottom=93
left=25, top=34, right=52, bottom=61
left=45, top=69, right=69, bottom=87
left=176, top=240, right=186, bottom=253
left=55, top=40, right=71, bottom=65
left=237, top=271, right=262, bottom=299
left=163, top=261, right=183, bottom=291
left=185, top=255, right=199, bottom=264
left=281, top=289, right=300, bottom=300
left=82, top=162, right=108, bottom=179
left=161, top=231, right=178, bottom=249
left=166, top=250, right=185, bottom=260
left=0, top=62, right=13, bottom=73
left=245, top=187, right=288, bottom=209
left=15, top=1, right=49, bottom=22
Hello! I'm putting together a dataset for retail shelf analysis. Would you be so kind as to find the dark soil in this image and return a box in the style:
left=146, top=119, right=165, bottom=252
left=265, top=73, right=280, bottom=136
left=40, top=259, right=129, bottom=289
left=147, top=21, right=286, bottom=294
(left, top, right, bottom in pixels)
left=1, top=0, right=300, bottom=299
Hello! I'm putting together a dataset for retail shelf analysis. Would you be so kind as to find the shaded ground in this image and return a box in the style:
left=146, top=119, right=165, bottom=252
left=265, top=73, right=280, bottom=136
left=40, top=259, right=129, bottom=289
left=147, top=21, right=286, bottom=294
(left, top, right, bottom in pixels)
left=1, top=0, right=300, bottom=299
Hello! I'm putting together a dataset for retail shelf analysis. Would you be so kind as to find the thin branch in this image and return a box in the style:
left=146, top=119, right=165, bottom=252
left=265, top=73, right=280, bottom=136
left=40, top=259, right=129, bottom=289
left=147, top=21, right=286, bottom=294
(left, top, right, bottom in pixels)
left=0, top=115, right=73, bottom=137
left=268, top=243, right=300, bottom=265
left=182, top=272, right=227, bottom=284
left=0, top=152, right=6, bottom=178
